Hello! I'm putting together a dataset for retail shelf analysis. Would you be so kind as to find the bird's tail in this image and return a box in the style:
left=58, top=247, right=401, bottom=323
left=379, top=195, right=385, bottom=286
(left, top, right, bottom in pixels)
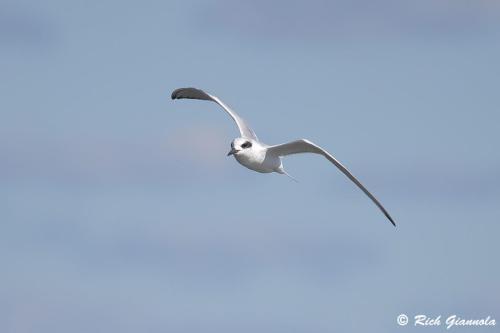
left=281, top=169, right=298, bottom=183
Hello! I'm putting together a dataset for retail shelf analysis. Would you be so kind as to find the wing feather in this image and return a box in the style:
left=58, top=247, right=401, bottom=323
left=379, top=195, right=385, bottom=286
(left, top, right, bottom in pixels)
left=171, top=87, right=257, bottom=140
left=268, top=139, right=396, bottom=226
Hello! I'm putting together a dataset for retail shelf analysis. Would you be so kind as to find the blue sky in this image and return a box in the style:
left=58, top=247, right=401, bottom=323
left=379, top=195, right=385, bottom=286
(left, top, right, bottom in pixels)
left=1, top=1, right=499, bottom=332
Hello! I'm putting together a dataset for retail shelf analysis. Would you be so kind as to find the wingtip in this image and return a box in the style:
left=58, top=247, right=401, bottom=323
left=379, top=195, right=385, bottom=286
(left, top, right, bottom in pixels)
left=388, top=215, right=396, bottom=227
left=171, top=88, right=180, bottom=100
left=171, top=87, right=210, bottom=101
left=382, top=210, right=396, bottom=227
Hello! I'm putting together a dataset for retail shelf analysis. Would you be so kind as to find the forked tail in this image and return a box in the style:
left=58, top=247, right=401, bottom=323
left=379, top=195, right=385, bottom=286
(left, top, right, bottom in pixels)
left=280, top=169, right=298, bottom=182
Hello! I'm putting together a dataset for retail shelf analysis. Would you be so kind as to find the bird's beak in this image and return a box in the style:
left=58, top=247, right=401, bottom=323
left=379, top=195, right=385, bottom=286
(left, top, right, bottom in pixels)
left=227, top=148, right=238, bottom=156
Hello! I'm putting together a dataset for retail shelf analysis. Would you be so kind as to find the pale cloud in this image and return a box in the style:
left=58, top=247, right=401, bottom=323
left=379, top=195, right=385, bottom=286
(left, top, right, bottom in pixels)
left=0, top=125, right=231, bottom=185
left=164, top=124, right=231, bottom=169
left=0, top=3, right=60, bottom=49
left=196, top=0, right=500, bottom=42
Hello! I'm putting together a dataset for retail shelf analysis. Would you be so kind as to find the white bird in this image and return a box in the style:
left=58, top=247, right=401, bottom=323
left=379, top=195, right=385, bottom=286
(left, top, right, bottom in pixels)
left=171, top=87, right=395, bottom=226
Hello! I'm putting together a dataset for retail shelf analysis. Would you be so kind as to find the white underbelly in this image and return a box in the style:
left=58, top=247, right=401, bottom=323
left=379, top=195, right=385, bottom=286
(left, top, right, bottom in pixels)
left=235, top=153, right=281, bottom=173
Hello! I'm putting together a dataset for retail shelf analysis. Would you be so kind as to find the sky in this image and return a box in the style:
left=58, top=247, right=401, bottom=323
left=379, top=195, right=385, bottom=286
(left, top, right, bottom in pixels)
left=1, top=1, right=499, bottom=332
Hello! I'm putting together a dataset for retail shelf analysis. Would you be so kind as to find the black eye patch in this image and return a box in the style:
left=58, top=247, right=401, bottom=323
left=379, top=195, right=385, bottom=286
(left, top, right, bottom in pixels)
left=241, top=141, right=252, bottom=149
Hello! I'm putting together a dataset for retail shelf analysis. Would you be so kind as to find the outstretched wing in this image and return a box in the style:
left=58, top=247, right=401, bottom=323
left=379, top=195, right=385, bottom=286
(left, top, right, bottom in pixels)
left=267, top=139, right=396, bottom=226
left=171, top=87, right=257, bottom=140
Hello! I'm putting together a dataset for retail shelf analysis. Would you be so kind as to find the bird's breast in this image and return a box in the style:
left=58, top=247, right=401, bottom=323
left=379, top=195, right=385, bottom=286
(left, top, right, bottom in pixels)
left=234, top=149, right=278, bottom=173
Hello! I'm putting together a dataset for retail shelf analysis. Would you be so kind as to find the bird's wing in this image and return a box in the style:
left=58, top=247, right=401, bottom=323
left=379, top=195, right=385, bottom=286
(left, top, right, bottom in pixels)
left=267, top=139, right=395, bottom=226
left=171, top=87, right=258, bottom=140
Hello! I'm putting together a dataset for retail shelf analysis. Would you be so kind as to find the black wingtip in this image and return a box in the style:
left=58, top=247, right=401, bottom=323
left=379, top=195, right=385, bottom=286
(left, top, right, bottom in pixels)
left=387, top=214, right=396, bottom=227
left=171, top=88, right=181, bottom=100
left=171, top=87, right=212, bottom=102
left=171, top=87, right=192, bottom=100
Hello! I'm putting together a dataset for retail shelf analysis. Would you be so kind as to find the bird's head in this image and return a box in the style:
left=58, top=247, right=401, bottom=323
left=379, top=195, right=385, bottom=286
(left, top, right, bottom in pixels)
left=227, top=137, right=253, bottom=156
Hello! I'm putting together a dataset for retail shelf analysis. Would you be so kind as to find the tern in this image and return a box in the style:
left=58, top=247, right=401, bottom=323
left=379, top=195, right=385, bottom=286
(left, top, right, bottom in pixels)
left=171, top=87, right=395, bottom=226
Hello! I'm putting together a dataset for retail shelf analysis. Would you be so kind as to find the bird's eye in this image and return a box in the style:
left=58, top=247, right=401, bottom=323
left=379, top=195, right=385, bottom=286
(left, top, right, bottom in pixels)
left=241, top=141, right=252, bottom=149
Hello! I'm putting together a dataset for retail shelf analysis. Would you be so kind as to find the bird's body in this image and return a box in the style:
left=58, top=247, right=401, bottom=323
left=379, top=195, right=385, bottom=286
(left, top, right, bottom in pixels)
left=230, top=138, right=282, bottom=174
left=171, top=87, right=396, bottom=226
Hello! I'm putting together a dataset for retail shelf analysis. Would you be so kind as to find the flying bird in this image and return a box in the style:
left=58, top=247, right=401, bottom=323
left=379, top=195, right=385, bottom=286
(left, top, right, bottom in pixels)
left=171, top=87, right=395, bottom=226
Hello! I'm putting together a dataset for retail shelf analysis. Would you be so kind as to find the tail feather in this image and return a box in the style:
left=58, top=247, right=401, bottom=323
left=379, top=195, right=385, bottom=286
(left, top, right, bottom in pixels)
left=281, top=170, right=298, bottom=182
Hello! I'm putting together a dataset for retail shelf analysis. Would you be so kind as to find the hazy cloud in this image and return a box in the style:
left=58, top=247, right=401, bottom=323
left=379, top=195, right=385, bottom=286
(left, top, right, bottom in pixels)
left=197, top=0, right=500, bottom=42
left=0, top=4, right=60, bottom=49
left=0, top=125, right=233, bottom=186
